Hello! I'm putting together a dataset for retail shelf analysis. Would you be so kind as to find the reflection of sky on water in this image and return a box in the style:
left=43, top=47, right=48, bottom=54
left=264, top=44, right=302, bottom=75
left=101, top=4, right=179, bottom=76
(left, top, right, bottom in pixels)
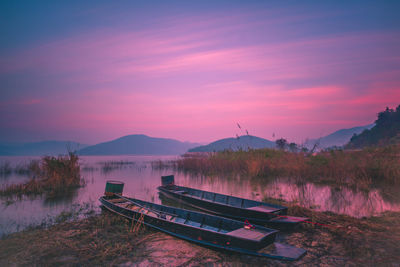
left=260, top=180, right=400, bottom=218
left=177, top=175, right=400, bottom=218
left=1, top=155, right=399, bottom=236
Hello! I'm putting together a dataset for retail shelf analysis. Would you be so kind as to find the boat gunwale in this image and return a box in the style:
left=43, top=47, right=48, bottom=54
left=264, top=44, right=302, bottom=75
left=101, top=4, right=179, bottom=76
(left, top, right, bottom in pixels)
left=100, top=196, right=279, bottom=242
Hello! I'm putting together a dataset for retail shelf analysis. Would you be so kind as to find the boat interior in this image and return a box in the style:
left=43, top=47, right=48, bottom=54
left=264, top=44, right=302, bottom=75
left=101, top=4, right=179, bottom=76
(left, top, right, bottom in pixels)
left=165, top=185, right=285, bottom=212
left=106, top=196, right=276, bottom=240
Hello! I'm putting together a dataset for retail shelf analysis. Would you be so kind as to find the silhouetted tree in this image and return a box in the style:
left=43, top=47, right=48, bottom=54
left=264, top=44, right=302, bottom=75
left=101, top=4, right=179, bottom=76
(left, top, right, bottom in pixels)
left=276, top=138, right=287, bottom=150
left=347, top=104, right=400, bottom=148
left=288, top=142, right=298, bottom=152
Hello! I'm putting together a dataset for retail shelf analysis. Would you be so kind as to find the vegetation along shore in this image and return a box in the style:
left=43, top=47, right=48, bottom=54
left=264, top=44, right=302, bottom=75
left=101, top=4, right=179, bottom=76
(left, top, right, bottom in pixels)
left=0, top=152, right=84, bottom=197
left=0, top=203, right=399, bottom=266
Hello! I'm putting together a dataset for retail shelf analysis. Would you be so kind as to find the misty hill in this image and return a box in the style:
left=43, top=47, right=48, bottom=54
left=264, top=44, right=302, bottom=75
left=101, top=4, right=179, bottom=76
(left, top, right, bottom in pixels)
left=304, top=124, right=374, bottom=149
left=78, top=134, right=199, bottom=155
left=347, top=105, right=400, bottom=148
left=0, top=141, right=87, bottom=156
left=188, top=135, right=275, bottom=152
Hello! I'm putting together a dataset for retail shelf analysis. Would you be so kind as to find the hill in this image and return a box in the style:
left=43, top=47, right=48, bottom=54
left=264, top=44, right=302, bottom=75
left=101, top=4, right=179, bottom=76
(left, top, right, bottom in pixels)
left=78, top=134, right=199, bottom=155
left=305, top=124, right=374, bottom=149
left=347, top=105, right=400, bottom=148
left=188, top=135, right=275, bottom=152
left=0, top=141, right=87, bottom=156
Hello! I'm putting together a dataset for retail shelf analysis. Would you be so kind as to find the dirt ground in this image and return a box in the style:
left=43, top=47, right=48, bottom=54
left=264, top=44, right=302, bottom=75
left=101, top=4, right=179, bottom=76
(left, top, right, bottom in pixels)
left=1, top=209, right=399, bottom=266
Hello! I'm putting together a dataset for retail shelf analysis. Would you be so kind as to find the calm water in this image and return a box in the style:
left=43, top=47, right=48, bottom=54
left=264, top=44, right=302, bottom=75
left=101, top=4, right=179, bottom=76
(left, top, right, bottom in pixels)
left=1, top=155, right=399, bottom=237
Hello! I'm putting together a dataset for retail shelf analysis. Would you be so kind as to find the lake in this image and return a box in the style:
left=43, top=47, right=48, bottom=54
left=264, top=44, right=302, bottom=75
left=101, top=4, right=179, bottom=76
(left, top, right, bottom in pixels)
left=1, top=155, right=399, bottom=237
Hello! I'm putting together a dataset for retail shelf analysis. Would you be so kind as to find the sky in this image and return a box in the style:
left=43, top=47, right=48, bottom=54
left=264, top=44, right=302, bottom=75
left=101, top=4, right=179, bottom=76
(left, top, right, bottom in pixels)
left=1, top=1, right=399, bottom=144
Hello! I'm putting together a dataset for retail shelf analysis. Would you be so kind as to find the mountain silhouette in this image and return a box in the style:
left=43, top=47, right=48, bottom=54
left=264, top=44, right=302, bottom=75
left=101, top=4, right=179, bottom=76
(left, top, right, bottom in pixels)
left=305, top=124, right=374, bottom=149
left=189, top=135, right=275, bottom=152
left=78, top=134, right=199, bottom=155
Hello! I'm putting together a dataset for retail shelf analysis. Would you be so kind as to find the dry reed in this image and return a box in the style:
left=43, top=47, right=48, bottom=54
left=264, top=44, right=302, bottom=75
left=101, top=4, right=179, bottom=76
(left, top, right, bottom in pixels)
left=0, top=213, right=151, bottom=266
left=0, top=152, right=84, bottom=197
left=173, top=145, right=400, bottom=190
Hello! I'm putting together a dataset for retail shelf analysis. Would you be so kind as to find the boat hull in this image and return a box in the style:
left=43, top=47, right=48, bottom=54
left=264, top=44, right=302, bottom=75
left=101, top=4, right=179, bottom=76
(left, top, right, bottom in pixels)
left=100, top=196, right=276, bottom=251
left=158, top=185, right=307, bottom=229
left=99, top=195, right=306, bottom=260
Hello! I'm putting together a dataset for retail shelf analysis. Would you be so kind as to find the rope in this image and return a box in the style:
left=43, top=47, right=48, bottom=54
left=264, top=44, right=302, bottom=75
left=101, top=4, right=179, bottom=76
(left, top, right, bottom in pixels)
left=131, top=210, right=145, bottom=233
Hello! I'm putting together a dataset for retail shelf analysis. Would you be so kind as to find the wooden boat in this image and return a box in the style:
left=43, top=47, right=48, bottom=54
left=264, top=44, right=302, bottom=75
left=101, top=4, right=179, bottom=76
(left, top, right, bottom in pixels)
left=157, top=175, right=308, bottom=229
left=100, top=181, right=306, bottom=261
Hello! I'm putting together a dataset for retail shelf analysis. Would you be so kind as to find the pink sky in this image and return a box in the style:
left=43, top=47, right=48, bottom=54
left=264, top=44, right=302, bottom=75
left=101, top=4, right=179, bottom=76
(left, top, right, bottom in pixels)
left=0, top=2, right=399, bottom=144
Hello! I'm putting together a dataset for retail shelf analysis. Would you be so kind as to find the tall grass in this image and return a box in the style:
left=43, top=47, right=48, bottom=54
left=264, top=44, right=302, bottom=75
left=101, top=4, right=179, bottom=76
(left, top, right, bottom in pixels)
left=0, top=161, right=12, bottom=177
left=99, top=160, right=135, bottom=173
left=14, top=160, right=40, bottom=175
left=0, top=152, right=84, bottom=196
left=174, top=145, right=400, bottom=189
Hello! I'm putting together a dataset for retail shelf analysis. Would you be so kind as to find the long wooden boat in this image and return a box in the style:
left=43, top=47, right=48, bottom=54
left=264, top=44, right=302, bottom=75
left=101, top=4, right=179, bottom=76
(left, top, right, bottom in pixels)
left=100, top=182, right=306, bottom=261
left=157, top=175, right=308, bottom=229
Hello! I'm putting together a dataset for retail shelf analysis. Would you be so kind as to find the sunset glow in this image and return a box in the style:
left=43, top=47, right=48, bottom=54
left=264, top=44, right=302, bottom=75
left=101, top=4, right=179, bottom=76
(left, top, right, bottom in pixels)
left=1, top=1, right=399, bottom=144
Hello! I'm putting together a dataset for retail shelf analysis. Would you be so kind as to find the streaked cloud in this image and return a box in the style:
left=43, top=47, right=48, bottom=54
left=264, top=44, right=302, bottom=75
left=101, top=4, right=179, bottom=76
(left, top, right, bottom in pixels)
left=0, top=2, right=399, bottom=143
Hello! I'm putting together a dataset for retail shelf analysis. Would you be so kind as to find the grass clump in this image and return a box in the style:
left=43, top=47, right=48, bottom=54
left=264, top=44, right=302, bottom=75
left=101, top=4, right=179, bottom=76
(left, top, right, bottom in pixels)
left=13, top=160, right=40, bottom=176
left=0, top=161, right=12, bottom=177
left=0, top=213, right=151, bottom=266
left=1, top=207, right=399, bottom=266
left=0, top=152, right=84, bottom=197
left=99, top=160, right=135, bottom=173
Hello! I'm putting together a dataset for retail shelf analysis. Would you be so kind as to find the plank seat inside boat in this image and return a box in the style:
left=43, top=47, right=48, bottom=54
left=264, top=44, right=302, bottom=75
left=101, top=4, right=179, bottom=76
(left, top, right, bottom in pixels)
left=172, top=216, right=229, bottom=233
left=185, top=220, right=201, bottom=227
left=246, top=205, right=281, bottom=213
left=226, top=227, right=270, bottom=241
left=174, top=217, right=186, bottom=224
left=201, top=224, right=219, bottom=232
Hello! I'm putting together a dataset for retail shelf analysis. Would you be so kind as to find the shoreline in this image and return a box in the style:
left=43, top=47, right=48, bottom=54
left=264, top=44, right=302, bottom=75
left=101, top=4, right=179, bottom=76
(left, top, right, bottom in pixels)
left=1, top=205, right=399, bottom=266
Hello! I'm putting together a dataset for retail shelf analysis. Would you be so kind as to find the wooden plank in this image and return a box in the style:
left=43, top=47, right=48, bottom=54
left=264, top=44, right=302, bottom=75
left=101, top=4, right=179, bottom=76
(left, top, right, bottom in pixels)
left=226, top=228, right=268, bottom=241
left=247, top=205, right=281, bottom=213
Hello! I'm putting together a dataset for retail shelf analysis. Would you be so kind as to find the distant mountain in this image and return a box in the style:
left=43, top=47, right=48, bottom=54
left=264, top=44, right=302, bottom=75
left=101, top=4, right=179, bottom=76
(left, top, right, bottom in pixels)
left=78, top=134, right=199, bottom=155
left=0, top=141, right=88, bottom=156
left=305, top=124, right=375, bottom=149
left=347, top=105, right=400, bottom=148
left=188, top=135, right=275, bottom=152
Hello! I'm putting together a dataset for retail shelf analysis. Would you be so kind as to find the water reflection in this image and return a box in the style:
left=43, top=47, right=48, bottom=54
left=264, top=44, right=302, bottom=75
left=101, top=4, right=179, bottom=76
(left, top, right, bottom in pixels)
left=172, top=174, right=400, bottom=218
left=1, top=155, right=399, bottom=237
left=258, top=179, right=400, bottom=218
left=43, top=189, right=79, bottom=206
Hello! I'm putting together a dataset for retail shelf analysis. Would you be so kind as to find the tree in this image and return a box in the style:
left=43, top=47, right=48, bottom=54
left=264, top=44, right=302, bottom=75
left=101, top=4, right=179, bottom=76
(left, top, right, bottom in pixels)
left=288, top=142, right=298, bottom=152
left=346, top=104, right=400, bottom=148
left=275, top=138, right=288, bottom=150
